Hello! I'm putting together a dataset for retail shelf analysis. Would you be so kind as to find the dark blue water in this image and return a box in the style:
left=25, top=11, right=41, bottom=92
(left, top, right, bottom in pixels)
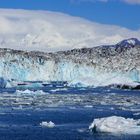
left=0, top=81, right=140, bottom=140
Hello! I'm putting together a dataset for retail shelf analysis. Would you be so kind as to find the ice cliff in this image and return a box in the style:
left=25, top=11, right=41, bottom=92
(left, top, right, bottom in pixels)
left=0, top=38, right=140, bottom=87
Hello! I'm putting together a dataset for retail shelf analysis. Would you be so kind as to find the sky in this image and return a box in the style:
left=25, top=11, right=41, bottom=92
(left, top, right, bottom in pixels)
left=0, top=0, right=139, bottom=30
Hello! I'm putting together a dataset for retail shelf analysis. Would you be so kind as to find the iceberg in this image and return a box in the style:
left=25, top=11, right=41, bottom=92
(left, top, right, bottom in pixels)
left=69, top=75, right=140, bottom=88
left=16, top=89, right=47, bottom=95
left=40, top=121, right=55, bottom=128
left=89, top=116, right=140, bottom=135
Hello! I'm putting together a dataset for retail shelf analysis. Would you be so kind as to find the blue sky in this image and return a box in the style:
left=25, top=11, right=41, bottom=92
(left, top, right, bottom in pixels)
left=0, top=0, right=139, bottom=30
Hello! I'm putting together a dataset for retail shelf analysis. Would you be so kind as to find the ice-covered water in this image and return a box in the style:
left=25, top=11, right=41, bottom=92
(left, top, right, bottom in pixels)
left=0, top=81, right=140, bottom=140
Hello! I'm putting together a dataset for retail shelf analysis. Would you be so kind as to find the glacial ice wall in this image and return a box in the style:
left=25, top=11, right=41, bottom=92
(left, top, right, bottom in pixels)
left=0, top=50, right=96, bottom=81
left=0, top=38, right=140, bottom=87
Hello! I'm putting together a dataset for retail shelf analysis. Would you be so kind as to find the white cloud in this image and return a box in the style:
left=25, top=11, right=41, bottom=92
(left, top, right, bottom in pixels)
left=0, top=9, right=139, bottom=52
left=122, top=0, right=140, bottom=4
left=71, top=0, right=140, bottom=4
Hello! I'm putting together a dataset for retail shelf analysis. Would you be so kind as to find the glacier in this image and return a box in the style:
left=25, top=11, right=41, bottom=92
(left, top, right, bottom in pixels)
left=0, top=38, right=140, bottom=88
left=0, top=9, right=139, bottom=88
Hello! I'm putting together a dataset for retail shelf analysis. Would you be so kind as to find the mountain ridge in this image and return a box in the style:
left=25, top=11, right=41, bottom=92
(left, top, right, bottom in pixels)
left=1, top=38, right=140, bottom=54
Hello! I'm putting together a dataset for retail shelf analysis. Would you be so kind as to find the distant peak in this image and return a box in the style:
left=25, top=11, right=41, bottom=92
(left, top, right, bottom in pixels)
left=117, top=38, right=140, bottom=46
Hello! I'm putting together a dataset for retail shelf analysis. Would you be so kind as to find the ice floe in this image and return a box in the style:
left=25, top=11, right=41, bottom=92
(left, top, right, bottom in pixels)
left=16, top=89, right=47, bottom=95
left=69, top=76, right=140, bottom=89
left=0, top=92, right=139, bottom=108
left=89, top=116, right=140, bottom=135
left=84, top=105, right=93, bottom=108
left=40, top=121, right=55, bottom=128
left=50, top=88, right=68, bottom=92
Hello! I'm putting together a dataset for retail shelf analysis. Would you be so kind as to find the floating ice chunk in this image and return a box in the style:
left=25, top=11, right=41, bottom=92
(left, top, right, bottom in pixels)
left=37, top=90, right=48, bottom=95
left=102, top=76, right=140, bottom=88
left=16, top=89, right=32, bottom=94
left=69, top=75, right=140, bottom=88
left=84, top=105, right=93, bottom=108
left=89, top=116, right=140, bottom=135
left=12, top=105, right=23, bottom=110
left=77, top=128, right=86, bottom=133
left=69, top=77, right=98, bottom=87
left=50, top=88, right=68, bottom=92
left=40, top=121, right=55, bottom=128
left=16, top=89, right=47, bottom=95
left=133, top=112, right=140, bottom=116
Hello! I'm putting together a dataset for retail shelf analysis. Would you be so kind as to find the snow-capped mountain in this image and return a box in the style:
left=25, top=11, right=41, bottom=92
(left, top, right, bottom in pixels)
left=117, top=38, right=140, bottom=47
left=0, top=9, right=140, bottom=52
left=0, top=38, right=140, bottom=87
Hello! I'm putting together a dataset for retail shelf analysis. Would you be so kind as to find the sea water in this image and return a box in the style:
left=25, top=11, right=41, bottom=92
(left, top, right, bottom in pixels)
left=0, top=81, right=139, bottom=140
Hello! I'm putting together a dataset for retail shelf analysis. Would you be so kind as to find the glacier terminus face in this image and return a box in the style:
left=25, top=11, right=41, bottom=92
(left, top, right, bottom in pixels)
left=0, top=38, right=140, bottom=88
